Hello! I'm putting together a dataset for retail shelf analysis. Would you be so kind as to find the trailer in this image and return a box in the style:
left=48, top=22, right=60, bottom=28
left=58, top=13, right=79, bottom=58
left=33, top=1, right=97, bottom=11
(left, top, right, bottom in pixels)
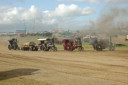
left=21, top=42, right=38, bottom=51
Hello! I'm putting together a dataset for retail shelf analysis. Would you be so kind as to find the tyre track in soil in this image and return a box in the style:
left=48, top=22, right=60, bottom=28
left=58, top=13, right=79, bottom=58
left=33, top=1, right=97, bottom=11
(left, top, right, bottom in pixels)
left=0, top=52, right=128, bottom=84
left=0, top=54, right=128, bottom=74
left=1, top=52, right=128, bottom=73
left=1, top=51, right=128, bottom=73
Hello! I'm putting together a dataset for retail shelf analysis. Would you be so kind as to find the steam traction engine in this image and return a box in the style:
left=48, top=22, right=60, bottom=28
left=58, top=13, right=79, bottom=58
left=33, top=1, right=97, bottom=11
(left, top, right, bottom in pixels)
left=64, top=38, right=84, bottom=51
left=8, top=38, right=19, bottom=50
left=38, top=38, right=57, bottom=51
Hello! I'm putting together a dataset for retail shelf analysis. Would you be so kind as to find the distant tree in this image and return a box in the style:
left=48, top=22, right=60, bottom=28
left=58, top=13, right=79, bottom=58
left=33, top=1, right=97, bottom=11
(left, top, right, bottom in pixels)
left=43, top=32, right=52, bottom=37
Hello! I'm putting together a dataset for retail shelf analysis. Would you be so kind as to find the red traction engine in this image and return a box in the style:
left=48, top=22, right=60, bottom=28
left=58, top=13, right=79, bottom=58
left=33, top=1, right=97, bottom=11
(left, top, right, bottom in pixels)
left=63, top=38, right=84, bottom=51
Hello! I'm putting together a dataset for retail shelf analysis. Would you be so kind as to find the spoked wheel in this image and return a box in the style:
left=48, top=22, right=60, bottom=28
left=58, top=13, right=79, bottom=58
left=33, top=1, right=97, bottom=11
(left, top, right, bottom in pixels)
left=40, top=46, right=46, bottom=51
left=13, top=43, right=18, bottom=50
left=96, top=44, right=102, bottom=51
left=66, top=46, right=73, bottom=51
left=78, top=47, right=84, bottom=51
left=49, top=47, right=57, bottom=51
left=53, top=47, right=57, bottom=51
left=35, top=46, right=38, bottom=51
left=109, top=46, right=115, bottom=51
left=31, top=46, right=38, bottom=51
left=8, top=45, right=12, bottom=50
left=66, top=46, right=70, bottom=50
left=30, top=47, right=33, bottom=51
left=14, top=46, right=18, bottom=50
left=18, top=47, right=20, bottom=50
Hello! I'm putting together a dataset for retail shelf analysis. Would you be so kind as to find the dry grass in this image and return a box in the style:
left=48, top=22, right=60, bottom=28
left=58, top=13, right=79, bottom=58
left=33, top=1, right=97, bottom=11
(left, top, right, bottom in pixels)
left=0, top=79, right=51, bottom=85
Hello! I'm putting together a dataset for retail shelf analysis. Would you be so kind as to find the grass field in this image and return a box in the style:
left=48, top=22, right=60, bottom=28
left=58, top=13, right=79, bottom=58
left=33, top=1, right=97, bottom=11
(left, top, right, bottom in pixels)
left=0, top=79, right=51, bottom=85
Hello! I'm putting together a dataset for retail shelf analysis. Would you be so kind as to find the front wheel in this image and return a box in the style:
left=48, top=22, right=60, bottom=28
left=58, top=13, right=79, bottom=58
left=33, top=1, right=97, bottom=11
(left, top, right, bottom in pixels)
left=18, top=47, right=20, bottom=50
left=35, top=46, right=38, bottom=51
left=78, top=47, right=84, bottom=51
left=53, top=47, right=57, bottom=51
left=96, top=44, right=102, bottom=51
left=13, top=44, right=18, bottom=50
left=8, top=45, right=12, bottom=50
left=49, top=47, right=57, bottom=51
left=109, top=45, right=115, bottom=51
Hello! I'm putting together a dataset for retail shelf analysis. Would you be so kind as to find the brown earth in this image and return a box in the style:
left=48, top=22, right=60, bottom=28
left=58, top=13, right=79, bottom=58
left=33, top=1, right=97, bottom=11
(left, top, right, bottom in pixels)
left=0, top=37, right=128, bottom=85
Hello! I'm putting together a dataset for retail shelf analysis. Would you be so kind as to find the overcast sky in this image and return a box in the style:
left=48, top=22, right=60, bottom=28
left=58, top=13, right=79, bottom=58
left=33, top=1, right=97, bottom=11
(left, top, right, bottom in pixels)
left=0, top=0, right=127, bottom=32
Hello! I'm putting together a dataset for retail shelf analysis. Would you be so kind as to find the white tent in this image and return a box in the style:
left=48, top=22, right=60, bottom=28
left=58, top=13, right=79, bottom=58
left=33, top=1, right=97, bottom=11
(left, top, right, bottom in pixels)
left=37, top=39, right=47, bottom=41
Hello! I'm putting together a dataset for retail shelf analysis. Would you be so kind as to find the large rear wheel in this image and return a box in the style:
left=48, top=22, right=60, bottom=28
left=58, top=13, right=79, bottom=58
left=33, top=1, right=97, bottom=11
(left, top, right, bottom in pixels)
left=96, top=44, right=102, bottom=51
left=13, top=43, right=18, bottom=50
left=67, top=46, right=73, bottom=51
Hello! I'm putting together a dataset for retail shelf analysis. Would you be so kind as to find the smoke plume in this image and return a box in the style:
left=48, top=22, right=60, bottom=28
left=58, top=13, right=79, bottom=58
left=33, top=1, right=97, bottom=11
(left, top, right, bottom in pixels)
left=92, top=4, right=128, bottom=36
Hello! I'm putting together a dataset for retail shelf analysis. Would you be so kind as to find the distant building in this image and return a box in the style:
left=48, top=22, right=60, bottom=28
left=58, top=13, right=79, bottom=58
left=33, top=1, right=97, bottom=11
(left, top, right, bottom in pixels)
left=16, top=30, right=26, bottom=36
left=0, top=32, right=15, bottom=36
